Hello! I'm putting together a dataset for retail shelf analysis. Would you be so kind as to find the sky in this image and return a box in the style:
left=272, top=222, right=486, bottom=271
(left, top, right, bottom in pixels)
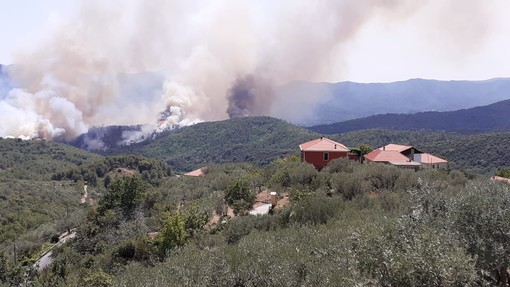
left=1, top=0, right=510, bottom=141
left=0, top=1, right=78, bottom=64
left=1, top=0, right=510, bottom=83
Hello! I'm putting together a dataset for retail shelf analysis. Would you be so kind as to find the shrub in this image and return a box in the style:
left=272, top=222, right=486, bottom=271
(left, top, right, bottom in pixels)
left=287, top=196, right=342, bottom=225
left=224, top=179, right=255, bottom=215
left=331, top=172, right=370, bottom=200
left=158, top=212, right=188, bottom=257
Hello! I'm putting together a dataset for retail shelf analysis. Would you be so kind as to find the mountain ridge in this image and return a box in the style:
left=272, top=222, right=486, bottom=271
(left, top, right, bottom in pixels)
left=80, top=116, right=510, bottom=173
left=274, top=77, right=510, bottom=125
left=3, top=63, right=510, bottom=126
left=308, top=98, right=510, bottom=134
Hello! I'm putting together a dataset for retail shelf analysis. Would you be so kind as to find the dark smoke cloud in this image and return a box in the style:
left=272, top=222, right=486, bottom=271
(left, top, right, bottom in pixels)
left=226, top=75, right=274, bottom=118
left=0, top=0, right=498, bottom=141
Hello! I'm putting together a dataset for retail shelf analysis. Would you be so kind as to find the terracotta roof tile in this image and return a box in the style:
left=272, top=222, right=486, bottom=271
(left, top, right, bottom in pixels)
left=364, top=149, right=411, bottom=163
left=414, top=153, right=448, bottom=164
left=378, top=144, right=413, bottom=152
left=299, top=137, right=349, bottom=152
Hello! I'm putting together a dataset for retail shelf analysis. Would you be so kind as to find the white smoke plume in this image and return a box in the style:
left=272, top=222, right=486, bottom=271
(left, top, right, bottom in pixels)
left=0, top=0, right=496, bottom=142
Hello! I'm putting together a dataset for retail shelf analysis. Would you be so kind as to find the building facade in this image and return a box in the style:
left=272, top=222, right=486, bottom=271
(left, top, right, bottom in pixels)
left=300, top=137, right=350, bottom=170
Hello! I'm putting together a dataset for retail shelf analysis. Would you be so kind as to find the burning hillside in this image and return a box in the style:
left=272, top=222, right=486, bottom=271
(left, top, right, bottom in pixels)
left=0, top=1, right=495, bottom=145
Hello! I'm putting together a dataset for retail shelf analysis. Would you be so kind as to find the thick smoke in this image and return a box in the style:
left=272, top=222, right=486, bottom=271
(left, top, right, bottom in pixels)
left=227, top=75, right=274, bottom=118
left=0, top=0, right=495, bottom=142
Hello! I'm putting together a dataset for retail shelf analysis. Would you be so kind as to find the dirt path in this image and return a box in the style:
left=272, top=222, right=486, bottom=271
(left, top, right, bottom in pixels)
left=80, top=184, right=87, bottom=204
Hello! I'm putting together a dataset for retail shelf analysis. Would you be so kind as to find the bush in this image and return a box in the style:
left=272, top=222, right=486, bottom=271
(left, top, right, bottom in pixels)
left=354, top=219, right=476, bottom=286
left=79, top=269, right=112, bottom=287
left=331, top=172, right=370, bottom=200
left=158, top=212, right=188, bottom=257
left=287, top=196, right=342, bottom=225
left=224, top=179, right=256, bottom=215
left=324, top=157, right=357, bottom=173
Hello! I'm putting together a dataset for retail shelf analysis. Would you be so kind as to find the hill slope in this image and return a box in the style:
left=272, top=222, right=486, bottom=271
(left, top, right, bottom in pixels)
left=309, top=98, right=510, bottom=134
left=274, top=78, right=510, bottom=125
left=101, top=117, right=509, bottom=173
left=0, top=138, right=102, bottom=180
left=105, top=117, right=319, bottom=171
left=334, top=129, right=510, bottom=173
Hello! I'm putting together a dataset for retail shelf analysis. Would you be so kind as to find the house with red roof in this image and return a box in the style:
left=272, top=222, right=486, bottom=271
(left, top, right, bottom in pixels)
left=299, top=137, right=349, bottom=170
left=378, top=144, right=422, bottom=161
left=366, top=143, right=448, bottom=170
left=364, top=149, right=421, bottom=170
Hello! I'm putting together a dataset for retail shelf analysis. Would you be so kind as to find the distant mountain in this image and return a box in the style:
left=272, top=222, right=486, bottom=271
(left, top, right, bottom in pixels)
left=4, top=64, right=510, bottom=126
left=273, top=78, right=510, bottom=125
left=0, top=64, right=13, bottom=99
left=308, top=98, right=510, bottom=134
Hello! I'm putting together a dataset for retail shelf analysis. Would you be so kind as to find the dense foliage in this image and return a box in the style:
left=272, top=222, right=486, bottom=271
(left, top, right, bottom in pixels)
left=105, top=117, right=318, bottom=171
left=309, top=98, right=510, bottom=134
left=2, top=119, right=510, bottom=286
left=0, top=138, right=101, bottom=180
left=52, top=154, right=172, bottom=186
left=98, top=117, right=510, bottom=174
left=0, top=142, right=174, bottom=286
left=335, top=129, right=510, bottom=173
left=6, top=155, right=510, bottom=286
left=495, top=168, right=510, bottom=178
left=0, top=138, right=100, bottom=255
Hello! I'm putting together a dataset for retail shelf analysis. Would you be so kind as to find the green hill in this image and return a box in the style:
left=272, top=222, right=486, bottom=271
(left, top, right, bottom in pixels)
left=309, top=99, right=510, bottom=134
left=103, top=117, right=509, bottom=174
left=335, top=129, right=510, bottom=173
left=0, top=139, right=102, bottom=250
left=3, top=118, right=510, bottom=286
left=0, top=138, right=102, bottom=180
left=106, top=117, right=319, bottom=171
left=0, top=138, right=173, bottom=259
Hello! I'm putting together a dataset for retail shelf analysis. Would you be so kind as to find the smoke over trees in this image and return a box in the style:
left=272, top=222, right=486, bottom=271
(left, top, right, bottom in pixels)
left=227, top=75, right=274, bottom=118
left=0, top=0, right=497, bottom=140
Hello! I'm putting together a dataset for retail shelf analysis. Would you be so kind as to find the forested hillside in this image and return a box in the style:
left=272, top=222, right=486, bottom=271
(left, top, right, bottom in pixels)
left=335, top=129, right=510, bottom=173
left=5, top=157, right=510, bottom=286
left=0, top=138, right=173, bottom=280
left=0, top=139, right=102, bottom=266
left=309, top=98, right=510, bottom=134
left=105, top=117, right=319, bottom=171
left=0, top=138, right=102, bottom=180
left=100, top=117, right=509, bottom=174
left=2, top=121, right=510, bottom=285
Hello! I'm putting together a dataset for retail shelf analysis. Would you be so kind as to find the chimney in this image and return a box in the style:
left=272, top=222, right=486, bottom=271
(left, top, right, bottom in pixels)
left=320, top=136, right=323, bottom=140
left=334, top=144, right=337, bottom=149
left=270, top=192, right=277, bottom=207
left=383, top=146, right=385, bottom=151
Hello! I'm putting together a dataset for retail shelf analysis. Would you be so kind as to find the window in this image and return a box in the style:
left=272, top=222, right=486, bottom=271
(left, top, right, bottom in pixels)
left=324, top=152, right=329, bottom=161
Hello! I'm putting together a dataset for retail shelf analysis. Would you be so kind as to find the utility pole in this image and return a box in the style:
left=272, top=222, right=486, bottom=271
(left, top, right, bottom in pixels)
left=65, top=205, right=70, bottom=233
left=13, top=242, right=17, bottom=266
